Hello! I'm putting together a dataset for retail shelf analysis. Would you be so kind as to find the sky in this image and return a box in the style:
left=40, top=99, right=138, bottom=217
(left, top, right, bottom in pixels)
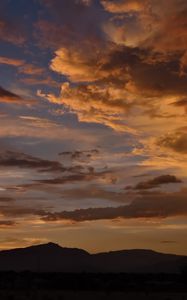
left=0, top=0, right=187, bottom=255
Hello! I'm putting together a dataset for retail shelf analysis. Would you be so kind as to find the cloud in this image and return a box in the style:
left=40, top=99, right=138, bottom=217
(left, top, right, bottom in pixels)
left=50, top=47, right=101, bottom=82
left=20, top=76, right=60, bottom=87
left=42, top=188, right=187, bottom=222
left=0, top=56, right=24, bottom=67
left=131, top=175, right=182, bottom=190
left=0, top=17, right=25, bottom=45
left=0, top=148, right=113, bottom=193
left=0, top=86, right=37, bottom=105
left=0, top=205, right=46, bottom=218
left=172, top=98, right=187, bottom=112
left=0, top=0, right=187, bottom=236
left=0, top=150, right=64, bottom=172
left=0, top=197, right=14, bottom=203
left=0, top=114, right=98, bottom=144
left=157, top=130, right=187, bottom=154
left=55, top=187, right=127, bottom=204
left=143, top=3, right=187, bottom=53
left=36, top=0, right=187, bottom=135
left=0, top=55, right=46, bottom=76
left=0, top=86, right=22, bottom=103
left=18, top=64, right=45, bottom=76
left=102, top=0, right=187, bottom=51
left=43, top=81, right=136, bottom=133
left=101, top=0, right=146, bottom=13
left=0, top=220, right=16, bottom=227
left=59, top=149, right=99, bottom=162
left=44, top=42, right=187, bottom=132
left=1, top=183, right=187, bottom=222
left=36, top=0, right=105, bottom=49
left=37, top=169, right=109, bottom=185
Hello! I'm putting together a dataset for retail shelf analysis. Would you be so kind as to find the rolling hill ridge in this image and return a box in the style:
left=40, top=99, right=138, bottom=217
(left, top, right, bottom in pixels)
left=0, top=243, right=186, bottom=273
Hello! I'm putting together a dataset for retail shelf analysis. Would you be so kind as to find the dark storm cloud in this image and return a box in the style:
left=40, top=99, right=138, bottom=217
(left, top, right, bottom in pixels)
left=0, top=86, right=37, bottom=105
left=42, top=189, right=187, bottom=222
left=0, top=205, right=46, bottom=218
left=0, top=151, right=64, bottom=172
left=0, top=197, right=14, bottom=203
left=0, top=86, right=22, bottom=103
left=101, top=46, right=187, bottom=98
left=1, top=186, right=187, bottom=222
left=37, top=169, right=108, bottom=185
left=59, top=149, right=99, bottom=161
left=128, top=175, right=182, bottom=190
left=0, top=220, right=16, bottom=227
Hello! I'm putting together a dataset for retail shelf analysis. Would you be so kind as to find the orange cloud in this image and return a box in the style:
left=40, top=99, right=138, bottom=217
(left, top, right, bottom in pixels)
left=0, top=56, right=24, bottom=67
left=101, top=0, right=146, bottom=13
left=20, top=76, right=60, bottom=87
left=157, top=129, right=187, bottom=154
left=0, top=55, right=46, bottom=76
left=36, top=0, right=187, bottom=176
left=50, top=46, right=110, bottom=82
left=46, top=39, right=187, bottom=133
left=18, top=64, right=45, bottom=76
left=41, top=81, right=137, bottom=133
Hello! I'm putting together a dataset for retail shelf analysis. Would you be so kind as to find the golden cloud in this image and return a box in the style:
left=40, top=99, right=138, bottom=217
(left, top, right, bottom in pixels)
left=0, top=56, right=24, bottom=67
left=50, top=46, right=111, bottom=82
left=101, top=0, right=146, bottom=13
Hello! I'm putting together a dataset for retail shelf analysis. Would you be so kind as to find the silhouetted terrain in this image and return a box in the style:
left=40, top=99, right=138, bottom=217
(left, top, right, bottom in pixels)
left=0, top=244, right=187, bottom=299
left=0, top=243, right=186, bottom=273
left=0, top=271, right=187, bottom=299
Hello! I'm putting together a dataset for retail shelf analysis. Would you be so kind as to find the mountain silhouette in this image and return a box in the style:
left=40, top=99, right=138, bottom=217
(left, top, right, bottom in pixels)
left=0, top=243, right=186, bottom=273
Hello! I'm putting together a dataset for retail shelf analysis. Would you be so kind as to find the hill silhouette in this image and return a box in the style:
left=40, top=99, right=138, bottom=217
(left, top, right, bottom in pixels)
left=0, top=243, right=186, bottom=273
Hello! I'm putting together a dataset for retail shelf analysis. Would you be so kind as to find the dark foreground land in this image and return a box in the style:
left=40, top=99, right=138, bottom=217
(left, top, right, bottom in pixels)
left=0, top=244, right=186, bottom=298
left=1, top=243, right=187, bottom=273
left=0, top=272, right=187, bottom=300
